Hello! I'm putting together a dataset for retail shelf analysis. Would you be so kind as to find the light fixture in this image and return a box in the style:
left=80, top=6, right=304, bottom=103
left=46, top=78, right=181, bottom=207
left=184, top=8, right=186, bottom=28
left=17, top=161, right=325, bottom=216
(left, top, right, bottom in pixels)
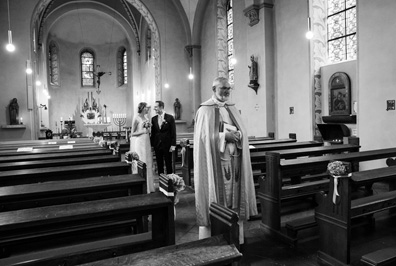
left=35, top=80, right=42, bottom=86
left=164, top=83, right=170, bottom=89
left=188, top=67, right=194, bottom=80
left=26, top=60, right=32, bottom=74
left=5, top=0, right=15, bottom=52
left=230, top=57, right=237, bottom=65
left=306, top=17, right=314, bottom=39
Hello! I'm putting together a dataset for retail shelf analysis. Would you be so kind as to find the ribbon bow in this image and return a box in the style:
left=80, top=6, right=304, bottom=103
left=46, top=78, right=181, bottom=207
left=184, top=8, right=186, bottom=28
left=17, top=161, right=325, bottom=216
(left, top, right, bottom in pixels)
left=332, top=173, right=352, bottom=204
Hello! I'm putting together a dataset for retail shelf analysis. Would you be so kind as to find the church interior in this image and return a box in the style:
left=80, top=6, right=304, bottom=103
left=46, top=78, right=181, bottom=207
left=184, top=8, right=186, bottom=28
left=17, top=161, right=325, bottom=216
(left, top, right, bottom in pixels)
left=1, top=0, right=396, bottom=265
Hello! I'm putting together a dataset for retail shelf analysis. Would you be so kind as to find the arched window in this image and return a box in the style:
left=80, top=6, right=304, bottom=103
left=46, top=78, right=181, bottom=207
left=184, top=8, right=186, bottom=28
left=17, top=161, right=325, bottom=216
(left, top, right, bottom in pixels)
left=48, top=41, right=60, bottom=86
left=227, top=0, right=234, bottom=84
left=327, top=0, right=357, bottom=62
left=81, top=49, right=95, bottom=87
left=117, top=47, right=127, bottom=86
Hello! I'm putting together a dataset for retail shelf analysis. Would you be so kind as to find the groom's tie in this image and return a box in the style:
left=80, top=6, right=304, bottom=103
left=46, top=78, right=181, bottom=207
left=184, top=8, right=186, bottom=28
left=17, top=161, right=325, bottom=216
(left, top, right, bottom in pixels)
left=158, top=115, right=163, bottom=129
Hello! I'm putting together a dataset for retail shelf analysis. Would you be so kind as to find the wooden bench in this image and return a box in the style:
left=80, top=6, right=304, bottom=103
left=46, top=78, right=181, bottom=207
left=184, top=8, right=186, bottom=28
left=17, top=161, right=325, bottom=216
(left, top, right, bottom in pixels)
left=0, top=174, right=145, bottom=212
left=259, top=146, right=396, bottom=245
left=0, top=138, right=93, bottom=147
left=0, top=192, right=175, bottom=263
left=0, top=155, right=120, bottom=171
left=0, top=145, right=106, bottom=157
left=361, top=247, right=396, bottom=266
left=0, top=161, right=131, bottom=186
left=0, top=142, right=99, bottom=151
left=316, top=165, right=396, bottom=266
left=74, top=202, right=242, bottom=266
left=0, top=149, right=114, bottom=163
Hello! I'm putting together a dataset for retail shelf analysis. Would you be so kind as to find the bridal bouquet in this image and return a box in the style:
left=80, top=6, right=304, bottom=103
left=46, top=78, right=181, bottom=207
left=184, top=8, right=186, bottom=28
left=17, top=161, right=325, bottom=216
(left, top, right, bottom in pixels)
left=143, top=121, right=152, bottom=129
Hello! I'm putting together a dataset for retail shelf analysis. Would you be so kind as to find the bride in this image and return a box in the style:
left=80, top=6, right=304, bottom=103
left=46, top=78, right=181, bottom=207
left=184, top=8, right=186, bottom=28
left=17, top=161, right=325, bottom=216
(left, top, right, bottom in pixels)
left=130, top=102, right=155, bottom=193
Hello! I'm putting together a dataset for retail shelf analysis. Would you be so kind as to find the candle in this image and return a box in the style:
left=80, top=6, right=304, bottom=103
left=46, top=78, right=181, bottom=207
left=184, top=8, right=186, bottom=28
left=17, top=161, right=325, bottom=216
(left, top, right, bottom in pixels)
left=107, top=117, right=110, bottom=123
left=20, top=117, right=23, bottom=124
left=60, top=117, right=63, bottom=122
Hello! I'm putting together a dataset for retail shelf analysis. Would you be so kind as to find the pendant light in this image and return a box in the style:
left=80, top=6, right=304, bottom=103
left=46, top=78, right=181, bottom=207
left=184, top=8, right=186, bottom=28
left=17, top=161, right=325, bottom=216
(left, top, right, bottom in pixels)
left=5, top=0, right=15, bottom=52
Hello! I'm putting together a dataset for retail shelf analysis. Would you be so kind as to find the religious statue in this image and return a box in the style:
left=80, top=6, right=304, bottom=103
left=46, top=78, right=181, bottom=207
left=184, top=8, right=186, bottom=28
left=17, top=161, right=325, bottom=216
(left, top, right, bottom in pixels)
left=82, top=98, right=89, bottom=113
left=248, top=55, right=260, bottom=94
left=9, top=98, right=19, bottom=125
left=174, top=98, right=181, bottom=120
left=92, top=96, right=98, bottom=112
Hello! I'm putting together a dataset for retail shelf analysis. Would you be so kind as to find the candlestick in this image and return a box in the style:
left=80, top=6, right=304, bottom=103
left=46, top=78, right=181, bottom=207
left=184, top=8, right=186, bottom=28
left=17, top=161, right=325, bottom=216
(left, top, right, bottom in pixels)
left=113, top=113, right=126, bottom=139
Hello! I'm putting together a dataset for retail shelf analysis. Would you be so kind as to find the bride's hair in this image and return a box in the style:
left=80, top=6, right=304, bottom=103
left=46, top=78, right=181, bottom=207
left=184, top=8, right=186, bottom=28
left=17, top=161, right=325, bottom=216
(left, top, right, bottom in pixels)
left=137, top=102, right=147, bottom=114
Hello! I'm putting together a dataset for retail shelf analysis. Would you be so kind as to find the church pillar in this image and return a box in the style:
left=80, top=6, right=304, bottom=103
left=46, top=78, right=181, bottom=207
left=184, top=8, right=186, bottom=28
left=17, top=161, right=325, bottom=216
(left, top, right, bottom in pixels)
left=185, top=45, right=201, bottom=127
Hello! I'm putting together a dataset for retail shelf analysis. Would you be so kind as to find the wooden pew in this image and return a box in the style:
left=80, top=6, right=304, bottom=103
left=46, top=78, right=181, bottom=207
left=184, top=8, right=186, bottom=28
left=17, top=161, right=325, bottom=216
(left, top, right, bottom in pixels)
left=0, top=192, right=175, bottom=263
left=0, top=155, right=120, bottom=171
left=179, top=137, right=311, bottom=187
left=0, top=138, right=93, bottom=147
left=74, top=202, right=242, bottom=266
left=260, top=147, right=396, bottom=245
left=0, top=142, right=99, bottom=151
left=0, top=174, right=145, bottom=212
left=0, top=145, right=106, bottom=157
left=0, top=162, right=131, bottom=186
left=0, top=149, right=114, bottom=163
left=316, top=166, right=396, bottom=266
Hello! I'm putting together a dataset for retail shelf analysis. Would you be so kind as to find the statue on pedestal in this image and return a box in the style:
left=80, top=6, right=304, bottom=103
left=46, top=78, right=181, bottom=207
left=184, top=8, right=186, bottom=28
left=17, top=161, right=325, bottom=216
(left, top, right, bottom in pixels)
left=9, top=98, right=19, bottom=125
left=248, top=55, right=260, bottom=94
left=174, top=98, right=181, bottom=120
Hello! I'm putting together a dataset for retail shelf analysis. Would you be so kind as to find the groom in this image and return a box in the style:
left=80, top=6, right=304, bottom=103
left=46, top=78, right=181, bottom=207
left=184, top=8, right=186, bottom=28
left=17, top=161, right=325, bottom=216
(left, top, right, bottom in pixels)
left=151, top=100, right=176, bottom=174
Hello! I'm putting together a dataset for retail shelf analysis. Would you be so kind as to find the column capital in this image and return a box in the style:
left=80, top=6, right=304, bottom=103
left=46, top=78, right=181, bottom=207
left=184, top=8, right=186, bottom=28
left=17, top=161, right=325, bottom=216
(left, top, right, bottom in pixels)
left=244, top=5, right=260, bottom=27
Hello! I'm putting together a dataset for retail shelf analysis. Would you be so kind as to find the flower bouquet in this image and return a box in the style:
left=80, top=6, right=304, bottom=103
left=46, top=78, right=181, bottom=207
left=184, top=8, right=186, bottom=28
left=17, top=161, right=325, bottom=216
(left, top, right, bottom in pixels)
left=167, top=173, right=186, bottom=205
left=125, top=151, right=139, bottom=173
left=143, top=121, right=152, bottom=129
left=327, top=160, right=351, bottom=204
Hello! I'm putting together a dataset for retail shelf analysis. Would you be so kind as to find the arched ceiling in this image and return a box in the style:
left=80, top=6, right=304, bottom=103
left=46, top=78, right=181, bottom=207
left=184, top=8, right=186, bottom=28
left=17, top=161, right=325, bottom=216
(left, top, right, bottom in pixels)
left=36, top=0, right=142, bottom=52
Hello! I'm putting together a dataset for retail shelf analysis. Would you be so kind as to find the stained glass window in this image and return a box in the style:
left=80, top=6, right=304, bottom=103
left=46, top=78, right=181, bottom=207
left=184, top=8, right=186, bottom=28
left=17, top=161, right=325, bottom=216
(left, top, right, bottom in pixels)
left=227, top=0, right=234, bottom=84
left=48, top=41, right=59, bottom=86
left=117, top=47, right=127, bottom=86
left=327, top=0, right=357, bottom=62
left=81, top=50, right=95, bottom=87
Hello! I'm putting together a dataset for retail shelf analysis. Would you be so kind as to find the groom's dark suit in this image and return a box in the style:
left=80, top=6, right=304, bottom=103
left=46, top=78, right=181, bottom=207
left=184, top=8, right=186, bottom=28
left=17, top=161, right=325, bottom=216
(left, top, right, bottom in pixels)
left=150, top=113, right=176, bottom=174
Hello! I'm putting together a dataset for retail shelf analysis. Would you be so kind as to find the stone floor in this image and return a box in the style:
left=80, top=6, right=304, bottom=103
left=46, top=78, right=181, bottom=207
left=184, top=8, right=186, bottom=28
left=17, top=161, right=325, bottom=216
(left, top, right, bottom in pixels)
left=172, top=183, right=396, bottom=266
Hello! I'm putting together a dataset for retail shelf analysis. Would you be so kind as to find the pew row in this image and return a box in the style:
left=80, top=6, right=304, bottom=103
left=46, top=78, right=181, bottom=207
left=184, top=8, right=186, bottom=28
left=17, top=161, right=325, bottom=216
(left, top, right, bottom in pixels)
left=259, top=146, right=396, bottom=245
left=0, top=149, right=114, bottom=163
left=0, top=138, right=93, bottom=147
left=0, top=192, right=175, bottom=265
left=75, top=202, right=242, bottom=266
left=0, top=155, right=120, bottom=171
left=0, top=162, right=131, bottom=186
left=0, top=174, right=145, bottom=212
left=316, top=166, right=396, bottom=266
left=0, top=145, right=106, bottom=157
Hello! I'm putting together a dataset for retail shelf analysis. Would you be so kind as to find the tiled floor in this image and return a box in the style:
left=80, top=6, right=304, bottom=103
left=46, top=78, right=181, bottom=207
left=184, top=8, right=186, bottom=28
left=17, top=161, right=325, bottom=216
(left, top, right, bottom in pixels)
left=172, top=183, right=396, bottom=266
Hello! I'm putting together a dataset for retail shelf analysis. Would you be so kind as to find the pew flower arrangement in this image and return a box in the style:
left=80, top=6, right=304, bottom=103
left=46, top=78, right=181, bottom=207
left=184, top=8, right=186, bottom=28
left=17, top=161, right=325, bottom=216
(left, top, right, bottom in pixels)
left=179, top=138, right=188, bottom=167
left=327, top=161, right=352, bottom=204
left=125, top=151, right=139, bottom=174
left=167, top=173, right=186, bottom=205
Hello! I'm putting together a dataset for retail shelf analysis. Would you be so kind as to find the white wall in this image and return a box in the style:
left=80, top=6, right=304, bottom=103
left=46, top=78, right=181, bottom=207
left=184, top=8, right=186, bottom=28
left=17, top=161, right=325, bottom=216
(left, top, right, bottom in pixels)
left=358, top=0, right=396, bottom=169
left=274, top=0, right=312, bottom=141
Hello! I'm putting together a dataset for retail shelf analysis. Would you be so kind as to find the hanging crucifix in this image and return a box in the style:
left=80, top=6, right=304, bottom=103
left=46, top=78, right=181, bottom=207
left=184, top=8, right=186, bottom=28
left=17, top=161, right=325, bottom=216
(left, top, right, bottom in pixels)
left=94, top=65, right=111, bottom=93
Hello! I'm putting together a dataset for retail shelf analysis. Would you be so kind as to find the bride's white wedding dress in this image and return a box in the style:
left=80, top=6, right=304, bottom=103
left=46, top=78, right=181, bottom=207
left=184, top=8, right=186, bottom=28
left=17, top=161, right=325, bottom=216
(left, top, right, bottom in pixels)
left=130, top=116, right=155, bottom=193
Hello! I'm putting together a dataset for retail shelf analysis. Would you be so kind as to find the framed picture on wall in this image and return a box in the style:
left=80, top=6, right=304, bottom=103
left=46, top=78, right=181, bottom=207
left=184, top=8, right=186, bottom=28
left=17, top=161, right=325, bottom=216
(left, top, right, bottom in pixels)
left=329, top=72, right=351, bottom=116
